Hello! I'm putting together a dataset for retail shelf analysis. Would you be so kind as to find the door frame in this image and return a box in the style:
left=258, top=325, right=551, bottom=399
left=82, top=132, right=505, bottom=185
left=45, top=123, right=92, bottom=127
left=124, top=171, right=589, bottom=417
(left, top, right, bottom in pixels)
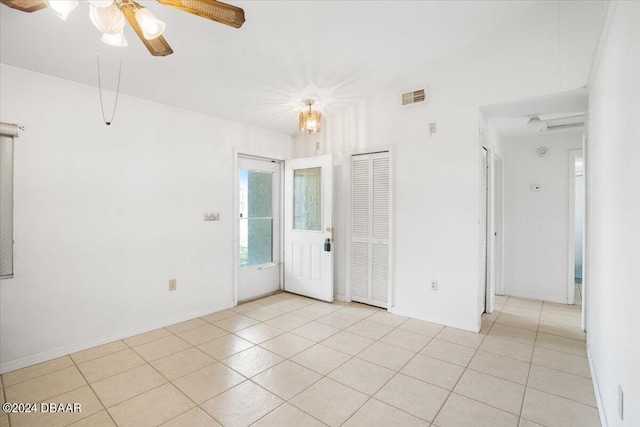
left=233, top=149, right=285, bottom=306
left=345, top=145, right=394, bottom=309
left=487, top=150, right=504, bottom=312
left=567, top=148, right=584, bottom=307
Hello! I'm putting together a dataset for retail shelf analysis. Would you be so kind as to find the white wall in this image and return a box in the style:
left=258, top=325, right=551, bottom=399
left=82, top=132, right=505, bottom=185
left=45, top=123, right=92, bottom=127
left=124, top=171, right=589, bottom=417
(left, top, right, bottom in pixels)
left=0, top=65, right=294, bottom=372
left=502, top=131, right=582, bottom=303
left=323, top=1, right=605, bottom=331
left=586, top=1, right=640, bottom=425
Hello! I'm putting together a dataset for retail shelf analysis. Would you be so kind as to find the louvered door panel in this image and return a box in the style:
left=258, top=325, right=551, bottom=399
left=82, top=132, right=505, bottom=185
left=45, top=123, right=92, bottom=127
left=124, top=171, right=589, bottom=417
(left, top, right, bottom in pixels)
left=371, top=243, right=389, bottom=306
left=352, top=157, right=370, bottom=239
left=351, top=242, right=370, bottom=301
left=372, top=154, right=390, bottom=240
left=479, top=148, right=488, bottom=311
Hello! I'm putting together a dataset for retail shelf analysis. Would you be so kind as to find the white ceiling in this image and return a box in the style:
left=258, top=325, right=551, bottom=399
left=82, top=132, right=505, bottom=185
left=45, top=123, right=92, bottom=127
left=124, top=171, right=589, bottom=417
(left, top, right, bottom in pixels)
left=1, top=1, right=547, bottom=135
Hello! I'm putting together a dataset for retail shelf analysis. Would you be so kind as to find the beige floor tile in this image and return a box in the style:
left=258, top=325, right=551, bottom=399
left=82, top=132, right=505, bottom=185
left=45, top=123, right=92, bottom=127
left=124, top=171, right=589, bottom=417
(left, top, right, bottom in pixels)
left=5, top=366, right=86, bottom=403
left=366, top=311, right=410, bottom=328
left=346, top=319, right=394, bottom=340
left=235, top=324, right=285, bottom=344
left=213, top=314, right=261, bottom=332
left=230, top=301, right=265, bottom=314
left=291, top=321, right=341, bottom=342
left=344, top=398, right=430, bottom=427
left=292, top=303, right=341, bottom=321
left=488, top=323, right=537, bottom=346
left=259, top=332, right=315, bottom=358
left=479, top=336, right=534, bottom=363
left=321, top=330, right=375, bottom=355
left=434, top=393, right=519, bottom=427
left=454, top=369, right=525, bottom=415
left=527, top=365, right=596, bottom=407
left=538, top=322, right=586, bottom=341
left=328, top=358, right=395, bottom=395
left=77, top=349, right=146, bottom=383
left=201, top=381, right=284, bottom=427
left=469, top=351, right=530, bottom=385
left=482, top=310, right=499, bottom=323
left=519, top=419, right=545, bottom=427
left=222, top=346, right=284, bottom=377
left=201, top=309, right=238, bottom=323
left=172, top=362, right=245, bottom=403
left=541, top=302, right=582, bottom=317
left=480, top=321, right=493, bottom=335
left=252, top=403, right=325, bottom=427
left=284, top=295, right=317, bottom=305
left=252, top=360, right=322, bottom=400
left=123, top=328, right=172, bottom=347
left=291, top=344, right=351, bottom=375
left=254, top=294, right=289, bottom=306
left=436, top=327, right=486, bottom=348
left=160, top=407, right=221, bottom=427
left=420, top=339, right=477, bottom=367
left=495, top=313, right=539, bottom=332
left=535, top=333, right=586, bottom=356
left=165, top=318, right=209, bottom=334
left=316, top=312, right=361, bottom=329
left=380, top=329, right=432, bottom=352
left=9, top=385, right=103, bottom=427
left=290, top=378, right=368, bottom=427
left=398, top=318, right=444, bottom=337
left=500, top=305, right=541, bottom=320
left=108, top=383, right=194, bottom=427
left=269, top=299, right=310, bottom=313
left=68, top=410, right=116, bottom=427
left=70, top=341, right=128, bottom=365
left=176, top=324, right=228, bottom=346
left=266, top=313, right=312, bottom=331
left=132, top=336, right=192, bottom=362
left=401, top=354, right=464, bottom=390
left=338, top=304, right=380, bottom=319
left=374, top=373, right=448, bottom=422
left=1, top=356, right=74, bottom=387
left=505, top=298, right=542, bottom=310
left=92, top=364, right=167, bottom=407
left=521, top=388, right=600, bottom=427
left=0, top=415, right=7, bottom=427
left=540, top=312, right=582, bottom=328
left=357, top=341, right=415, bottom=371
left=197, top=335, right=254, bottom=360
left=532, top=347, right=590, bottom=378
left=244, top=306, right=287, bottom=322
left=151, top=347, right=215, bottom=380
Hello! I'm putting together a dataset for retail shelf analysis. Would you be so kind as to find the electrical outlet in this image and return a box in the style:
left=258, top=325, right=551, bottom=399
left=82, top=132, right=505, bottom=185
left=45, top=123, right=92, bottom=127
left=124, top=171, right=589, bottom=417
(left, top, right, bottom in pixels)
left=429, top=122, right=437, bottom=137
left=431, top=280, right=438, bottom=291
left=618, top=385, right=624, bottom=420
left=169, top=279, right=177, bottom=291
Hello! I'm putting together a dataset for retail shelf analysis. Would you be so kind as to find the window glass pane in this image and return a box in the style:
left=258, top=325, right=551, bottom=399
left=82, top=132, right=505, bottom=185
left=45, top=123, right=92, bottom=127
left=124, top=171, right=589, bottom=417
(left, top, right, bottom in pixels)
left=240, top=218, right=273, bottom=267
left=248, top=171, right=272, bottom=218
left=0, top=135, right=13, bottom=278
left=294, top=167, right=322, bottom=231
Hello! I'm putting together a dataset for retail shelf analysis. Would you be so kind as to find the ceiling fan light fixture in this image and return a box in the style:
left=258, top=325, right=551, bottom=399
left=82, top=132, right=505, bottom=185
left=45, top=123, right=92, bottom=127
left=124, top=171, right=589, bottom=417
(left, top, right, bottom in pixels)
left=88, top=0, right=114, bottom=7
left=90, top=3, right=125, bottom=35
left=299, top=100, right=321, bottom=134
left=135, top=7, right=165, bottom=40
left=101, top=30, right=128, bottom=47
left=46, top=0, right=78, bottom=21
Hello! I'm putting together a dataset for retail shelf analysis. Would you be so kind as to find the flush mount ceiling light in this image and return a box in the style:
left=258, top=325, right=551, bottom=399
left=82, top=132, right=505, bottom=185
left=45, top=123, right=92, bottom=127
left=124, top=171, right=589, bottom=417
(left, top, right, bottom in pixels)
left=299, top=100, right=322, bottom=134
left=527, top=115, right=547, bottom=132
left=0, top=0, right=246, bottom=56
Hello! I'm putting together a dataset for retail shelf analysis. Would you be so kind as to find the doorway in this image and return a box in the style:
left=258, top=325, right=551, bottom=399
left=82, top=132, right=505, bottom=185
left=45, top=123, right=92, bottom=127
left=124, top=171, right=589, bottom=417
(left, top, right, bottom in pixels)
left=569, top=149, right=585, bottom=312
left=236, top=155, right=282, bottom=302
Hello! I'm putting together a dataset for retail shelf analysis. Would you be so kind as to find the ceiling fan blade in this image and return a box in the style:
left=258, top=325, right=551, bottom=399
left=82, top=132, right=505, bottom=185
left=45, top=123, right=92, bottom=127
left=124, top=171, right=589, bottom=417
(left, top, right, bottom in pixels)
left=156, top=0, right=245, bottom=29
left=0, top=0, right=47, bottom=12
left=120, top=1, right=173, bottom=57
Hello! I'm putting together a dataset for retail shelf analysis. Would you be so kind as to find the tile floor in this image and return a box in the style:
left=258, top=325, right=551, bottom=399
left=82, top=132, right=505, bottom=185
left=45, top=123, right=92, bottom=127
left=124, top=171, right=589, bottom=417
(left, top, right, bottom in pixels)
left=0, top=292, right=598, bottom=427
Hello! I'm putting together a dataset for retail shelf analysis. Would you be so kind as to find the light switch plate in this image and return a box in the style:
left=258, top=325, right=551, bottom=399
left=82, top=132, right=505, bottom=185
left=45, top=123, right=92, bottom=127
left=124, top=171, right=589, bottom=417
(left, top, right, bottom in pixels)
left=204, top=212, right=220, bottom=221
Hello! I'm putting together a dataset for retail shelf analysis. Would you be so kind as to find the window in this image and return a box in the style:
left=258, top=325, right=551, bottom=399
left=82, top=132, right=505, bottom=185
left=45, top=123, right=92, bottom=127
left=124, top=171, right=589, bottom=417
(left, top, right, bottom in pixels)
left=0, top=122, right=17, bottom=279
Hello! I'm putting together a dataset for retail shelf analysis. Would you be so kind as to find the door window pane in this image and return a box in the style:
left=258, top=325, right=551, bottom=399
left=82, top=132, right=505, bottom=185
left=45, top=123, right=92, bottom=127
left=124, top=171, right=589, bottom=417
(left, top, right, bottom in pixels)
left=293, top=167, right=322, bottom=231
left=239, top=169, right=274, bottom=267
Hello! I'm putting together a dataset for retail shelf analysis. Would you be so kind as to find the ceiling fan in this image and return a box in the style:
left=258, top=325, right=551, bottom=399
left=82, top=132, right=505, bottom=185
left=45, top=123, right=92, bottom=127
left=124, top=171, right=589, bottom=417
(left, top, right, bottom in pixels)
left=0, top=0, right=245, bottom=56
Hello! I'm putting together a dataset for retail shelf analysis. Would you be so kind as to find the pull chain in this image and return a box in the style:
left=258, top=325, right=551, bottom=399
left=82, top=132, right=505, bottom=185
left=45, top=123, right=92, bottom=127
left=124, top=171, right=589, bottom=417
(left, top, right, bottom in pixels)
left=96, top=35, right=124, bottom=126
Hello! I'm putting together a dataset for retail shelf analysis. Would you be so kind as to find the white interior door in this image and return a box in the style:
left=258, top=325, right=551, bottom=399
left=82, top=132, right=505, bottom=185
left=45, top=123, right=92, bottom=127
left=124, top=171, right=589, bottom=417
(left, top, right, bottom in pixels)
left=284, top=155, right=333, bottom=302
left=237, top=156, right=281, bottom=302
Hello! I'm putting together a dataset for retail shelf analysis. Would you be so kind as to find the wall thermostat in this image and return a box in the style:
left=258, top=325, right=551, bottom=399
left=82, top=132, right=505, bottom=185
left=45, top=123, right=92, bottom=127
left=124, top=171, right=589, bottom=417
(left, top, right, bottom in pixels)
left=538, top=147, right=549, bottom=157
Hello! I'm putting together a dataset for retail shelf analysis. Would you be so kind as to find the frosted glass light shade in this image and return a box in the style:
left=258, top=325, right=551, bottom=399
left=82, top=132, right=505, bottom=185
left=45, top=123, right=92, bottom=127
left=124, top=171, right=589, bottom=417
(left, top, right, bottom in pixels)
left=101, top=31, right=128, bottom=47
left=89, top=4, right=125, bottom=35
left=135, top=8, right=165, bottom=40
left=46, top=0, right=78, bottom=20
left=299, top=110, right=321, bottom=133
left=88, top=0, right=113, bottom=7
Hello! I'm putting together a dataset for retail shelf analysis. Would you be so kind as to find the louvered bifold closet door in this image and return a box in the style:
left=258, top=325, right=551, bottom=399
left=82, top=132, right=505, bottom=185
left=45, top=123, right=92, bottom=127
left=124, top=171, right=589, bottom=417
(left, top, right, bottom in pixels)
left=351, top=152, right=390, bottom=308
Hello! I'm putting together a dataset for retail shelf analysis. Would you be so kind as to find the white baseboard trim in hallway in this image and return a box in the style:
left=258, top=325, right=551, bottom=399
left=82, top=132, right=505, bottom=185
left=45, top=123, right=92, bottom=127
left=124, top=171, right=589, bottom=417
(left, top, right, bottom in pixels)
left=587, top=342, right=608, bottom=427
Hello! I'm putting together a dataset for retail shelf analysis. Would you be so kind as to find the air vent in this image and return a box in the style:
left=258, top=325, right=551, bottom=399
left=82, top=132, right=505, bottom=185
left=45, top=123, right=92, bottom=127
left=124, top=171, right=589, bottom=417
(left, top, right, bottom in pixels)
left=401, top=88, right=427, bottom=107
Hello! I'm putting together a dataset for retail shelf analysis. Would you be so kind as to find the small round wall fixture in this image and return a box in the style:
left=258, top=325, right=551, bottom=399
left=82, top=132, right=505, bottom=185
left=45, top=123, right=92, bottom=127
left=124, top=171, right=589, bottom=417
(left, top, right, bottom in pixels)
left=538, top=147, right=549, bottom=157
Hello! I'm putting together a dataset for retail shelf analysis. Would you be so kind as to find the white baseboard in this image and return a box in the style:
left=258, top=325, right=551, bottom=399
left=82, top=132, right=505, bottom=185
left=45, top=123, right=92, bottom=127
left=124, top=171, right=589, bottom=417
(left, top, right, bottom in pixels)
left=334, top=293, right=347, bottom=302
left=0, top=300, right=235, bottom=374
left=587, top=342, right=608, bottom=427
left=504, top=290, right=568, bottom=304
left=390, top=306, right=479, bottom=333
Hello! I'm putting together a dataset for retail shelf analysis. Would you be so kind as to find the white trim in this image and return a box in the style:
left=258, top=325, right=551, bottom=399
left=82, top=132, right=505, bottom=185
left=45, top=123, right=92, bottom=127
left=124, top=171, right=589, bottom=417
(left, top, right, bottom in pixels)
left=0, top=300, right=234, bottom=374
left=333, top=293, right=347, bottom=302
left=587, top=343, right=609, bottom=427
left=390, top=306, right=479, bottom=333
left=568, top=149, right=583, bottom=305
left=587, top=0, right=619, bottom=88
left=504, top=290, right=569, bottom=305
